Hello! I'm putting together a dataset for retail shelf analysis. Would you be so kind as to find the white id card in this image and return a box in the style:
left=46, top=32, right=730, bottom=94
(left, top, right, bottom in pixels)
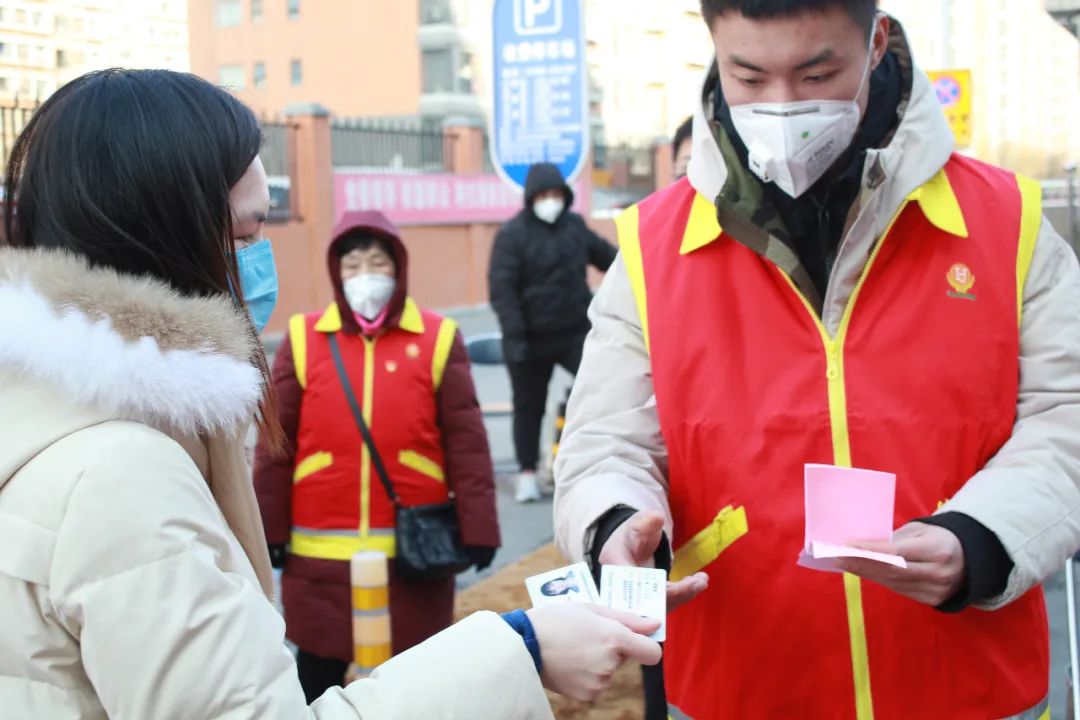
left=600, top=565, right=667, bottom=642
left=525, top=562, right=600, bottom=607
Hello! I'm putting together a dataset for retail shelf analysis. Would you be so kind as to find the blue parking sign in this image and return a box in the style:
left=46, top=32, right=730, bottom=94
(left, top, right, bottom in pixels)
left=491, top=0, right=589, bottom=192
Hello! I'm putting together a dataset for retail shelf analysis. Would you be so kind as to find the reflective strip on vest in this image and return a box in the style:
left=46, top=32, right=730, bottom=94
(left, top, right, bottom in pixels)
left=1003, top=697, right=1050, bottom=720
left=289, top=313, right=308, bottom=389
left=432, top=317, right=458, bottom=391
left=1016, top=175, right=1043, bottom=326
left=614, top=204, right=650, bottom=354
left=291, top=527, right=395, bottom=560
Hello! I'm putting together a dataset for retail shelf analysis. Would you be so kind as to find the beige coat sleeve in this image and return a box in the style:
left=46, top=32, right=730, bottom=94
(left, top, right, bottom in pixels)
left=942, top=218, right=1080, bottom=609
left=553, top=254, right=672, bottom=562
left=50, top=425, right=552, bottom=720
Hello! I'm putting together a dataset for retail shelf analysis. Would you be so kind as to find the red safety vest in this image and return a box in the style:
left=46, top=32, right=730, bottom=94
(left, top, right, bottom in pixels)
left=616, top=155, right=1049, bottom=719
left=287, top=298, right=458, bottom=560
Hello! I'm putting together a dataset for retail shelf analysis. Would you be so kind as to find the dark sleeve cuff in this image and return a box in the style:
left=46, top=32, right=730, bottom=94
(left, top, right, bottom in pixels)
left=917, top=512, right=1014, bottom=613
left=501, top=609, right=542, bottom=673
left=587, top=506, right=672, bottom=585
left=268, top=544, right=287, bottom=570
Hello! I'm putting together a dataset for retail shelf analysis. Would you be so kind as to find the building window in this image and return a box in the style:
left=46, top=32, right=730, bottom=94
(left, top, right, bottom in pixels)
left=422, top=48, right=453, bottom=93
left=218, top=64, right=246, bottom=89
left=287, top=0, right=300, bottom=19
left=290, top=58, right=302, bottom=86
left=35, top=79, right=48, bottom=99
left=422, top=46, right=473, bottom=95
left=421, top=0, right=452, bottom=24
left=251, top=0, right=263, bottom=22
left=253, top=61, right=266, bottom=88
left=0, top=78, right=8, bottom=93
left=15, top=9, right=25, bottom=24
left=215, top=0, right=242, bottom=28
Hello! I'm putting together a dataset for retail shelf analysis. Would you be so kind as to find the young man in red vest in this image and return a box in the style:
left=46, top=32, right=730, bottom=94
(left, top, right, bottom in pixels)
left=254, top=211, right=500, bottom=702
left=555, top=2, right=1080, bottom=718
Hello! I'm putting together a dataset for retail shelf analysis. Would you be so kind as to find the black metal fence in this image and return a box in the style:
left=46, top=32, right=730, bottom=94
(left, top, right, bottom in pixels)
left=260, top=117, right=299, bottom=222
left=330, top=118, right=452, bottom=173
left=0, top=102, right=38, bottom=171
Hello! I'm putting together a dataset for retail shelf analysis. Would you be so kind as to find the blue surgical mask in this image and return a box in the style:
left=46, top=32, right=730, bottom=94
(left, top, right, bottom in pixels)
left=236, top=238, right=278, bottom=333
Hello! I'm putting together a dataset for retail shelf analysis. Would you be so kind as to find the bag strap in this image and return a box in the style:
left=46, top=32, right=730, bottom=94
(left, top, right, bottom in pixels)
left=327, top=333, right=402, bottom=508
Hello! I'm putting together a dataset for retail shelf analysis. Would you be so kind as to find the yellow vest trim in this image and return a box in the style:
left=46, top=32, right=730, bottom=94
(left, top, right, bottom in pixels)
left=399, top=449, right=445, bottom=483
left=670, top=506, right=748, bottom=582
left=291, top=530, right=396, bottom=561
left=289, top=313, right=308, bottom=389
left=907, top=168, right=969, bottom=238
left=614, top=204, right=651, bottom=354
left=775, top=201, right=911, bottom=720
left=293, top=451, right=332, bottom=484
left=314, top=302, right=343, bottom=333
left=432, top=317, right=458, bottom=391
left=1015, top=175, right=1042, bottom=326
left=360, top=338, right=376, bottom=537
left=313, top=298, right=425, bottom=335
left=399, top=297, right=426, bottom=334
left=679, top=192, right=724, bottom=255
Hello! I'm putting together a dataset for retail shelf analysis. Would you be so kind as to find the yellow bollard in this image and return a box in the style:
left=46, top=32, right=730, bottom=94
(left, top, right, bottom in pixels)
left=347, top=551, right=392, bottom=682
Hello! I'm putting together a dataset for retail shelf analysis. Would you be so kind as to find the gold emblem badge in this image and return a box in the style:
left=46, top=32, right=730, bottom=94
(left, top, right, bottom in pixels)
left=385, top=360, right=398, bottom=373
left=406, top=343, right=421, bottom=359
left=946, top=263, right=976, bottom=301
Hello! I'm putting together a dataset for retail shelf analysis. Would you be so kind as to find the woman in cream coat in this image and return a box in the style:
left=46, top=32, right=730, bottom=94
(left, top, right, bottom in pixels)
left=0, top=69, right=660, bottom=719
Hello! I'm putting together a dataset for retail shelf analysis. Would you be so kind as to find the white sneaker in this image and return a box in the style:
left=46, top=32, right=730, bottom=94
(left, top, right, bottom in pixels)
left=514, top=472, right=542, bottom=503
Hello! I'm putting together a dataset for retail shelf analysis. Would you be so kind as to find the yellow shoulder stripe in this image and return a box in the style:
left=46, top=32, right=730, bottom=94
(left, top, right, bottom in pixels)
left=1016, top=175, right=1042, bottom=327
left=670, top=506, right=748, bottom=582
left=289, top=313, right=308, bottom=389
left=614, top=204, right=651, bottom=354
left=432, top=317, right=459, bottom=390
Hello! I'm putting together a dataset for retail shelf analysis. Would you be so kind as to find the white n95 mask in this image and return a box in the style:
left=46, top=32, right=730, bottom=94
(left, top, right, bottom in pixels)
left=730, top=26, right=877, bottom=198
left=533, top=197, right=565, bottom=224
left=344, top=274, right=396, bottom=320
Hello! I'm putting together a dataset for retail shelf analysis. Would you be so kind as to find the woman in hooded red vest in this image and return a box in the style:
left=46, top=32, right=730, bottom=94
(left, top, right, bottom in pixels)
left=254, top=211, right=500, bottom=702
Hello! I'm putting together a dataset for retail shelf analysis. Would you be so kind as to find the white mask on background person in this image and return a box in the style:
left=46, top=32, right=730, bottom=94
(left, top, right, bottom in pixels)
left=533, top=196, right=565, bottom=224
left=730, top=23, right=878, bottom=198
left=344, top=273, right=396, bottom=320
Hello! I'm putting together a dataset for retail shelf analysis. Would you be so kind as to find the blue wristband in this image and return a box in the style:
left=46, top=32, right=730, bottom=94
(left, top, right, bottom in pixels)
left=501, top=609, right=542, bottom=673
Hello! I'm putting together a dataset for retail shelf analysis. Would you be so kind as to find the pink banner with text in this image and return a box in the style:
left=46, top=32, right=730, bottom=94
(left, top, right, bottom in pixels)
left=334, top=172, right=584, bottom=226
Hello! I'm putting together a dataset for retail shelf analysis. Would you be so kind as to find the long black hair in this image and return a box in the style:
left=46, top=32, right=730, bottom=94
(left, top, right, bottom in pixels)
left=2, top=68, right=283, bottom=447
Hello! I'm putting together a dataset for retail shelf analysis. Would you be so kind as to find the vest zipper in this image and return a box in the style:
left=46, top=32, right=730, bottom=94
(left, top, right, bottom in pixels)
left=778, top=200, right=910, bottom=720
left=360, top=337, right=377, bottom=540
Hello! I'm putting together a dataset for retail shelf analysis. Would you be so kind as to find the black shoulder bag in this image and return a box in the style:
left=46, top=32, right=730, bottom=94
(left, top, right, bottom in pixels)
left=327, top=334, right=472, bottom=582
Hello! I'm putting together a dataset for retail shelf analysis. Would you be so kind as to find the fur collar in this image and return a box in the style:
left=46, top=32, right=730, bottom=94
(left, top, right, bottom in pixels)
left=0, top=247, right=263, bottom=435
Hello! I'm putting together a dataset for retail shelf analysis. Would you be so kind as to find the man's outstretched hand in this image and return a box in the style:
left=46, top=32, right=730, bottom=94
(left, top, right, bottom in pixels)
left=598, top=510, right=709, bottom=609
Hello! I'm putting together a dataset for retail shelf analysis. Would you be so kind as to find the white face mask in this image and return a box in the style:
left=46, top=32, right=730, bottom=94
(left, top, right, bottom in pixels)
left=344, top=273, right=396, bottom=320
left=533, top=196, right=565, bottom=224
left=730, top=26, right=878, bottom=198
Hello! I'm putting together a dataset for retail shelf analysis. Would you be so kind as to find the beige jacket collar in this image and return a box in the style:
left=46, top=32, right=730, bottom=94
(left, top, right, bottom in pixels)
left=0, top=247, right=274, bottom=596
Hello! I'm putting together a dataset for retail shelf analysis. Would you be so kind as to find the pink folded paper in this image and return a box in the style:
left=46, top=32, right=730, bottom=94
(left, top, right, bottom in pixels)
left=797, top=464, right=907, bottom=573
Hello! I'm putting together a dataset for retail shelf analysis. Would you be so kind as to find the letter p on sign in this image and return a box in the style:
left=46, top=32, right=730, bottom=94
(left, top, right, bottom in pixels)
left=514, top=0, right=562, bottom=35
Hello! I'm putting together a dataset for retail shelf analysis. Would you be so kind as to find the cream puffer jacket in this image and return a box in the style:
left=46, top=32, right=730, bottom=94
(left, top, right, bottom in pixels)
left=0, top=247, right=553, bottom=719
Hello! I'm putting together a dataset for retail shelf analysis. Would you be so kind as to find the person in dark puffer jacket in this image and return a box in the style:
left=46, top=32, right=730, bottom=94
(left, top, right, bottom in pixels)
left=488, top=163, right=617, bottom=503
